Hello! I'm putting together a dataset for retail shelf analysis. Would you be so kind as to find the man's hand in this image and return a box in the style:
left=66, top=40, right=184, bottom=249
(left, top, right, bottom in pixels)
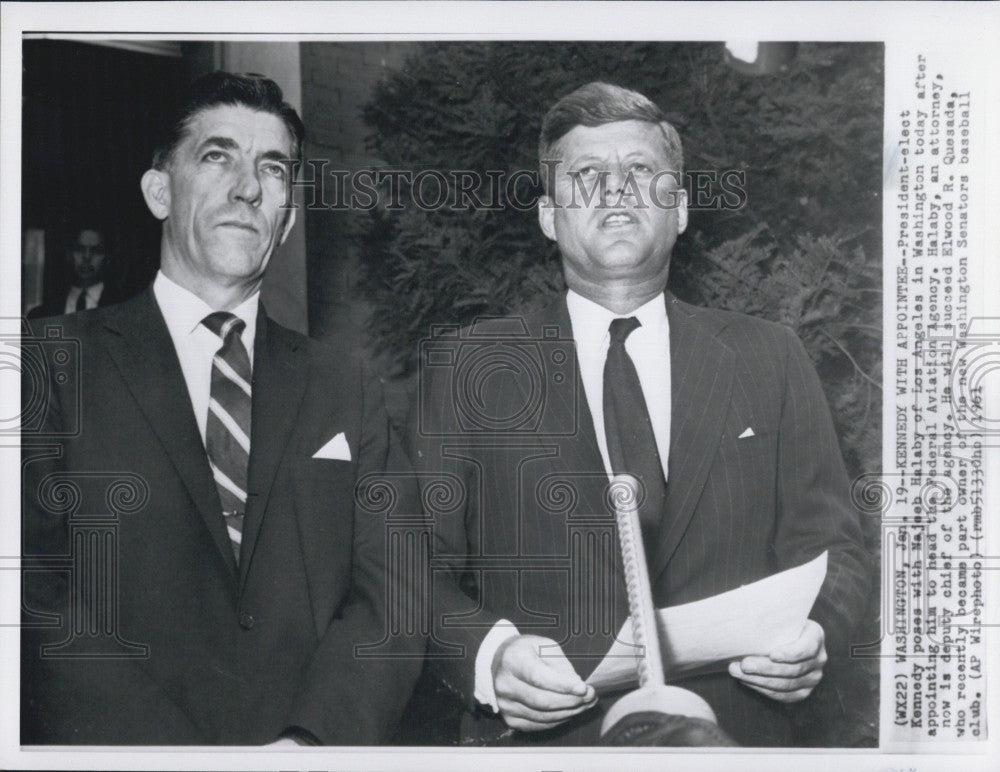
left=492, top=634, right=598, bottom=731
left=728, top=619, right=827, bottom=703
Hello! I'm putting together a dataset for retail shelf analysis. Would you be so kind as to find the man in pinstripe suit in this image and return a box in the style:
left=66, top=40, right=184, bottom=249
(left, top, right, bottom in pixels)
left=415, top=82, right=870, bottom=746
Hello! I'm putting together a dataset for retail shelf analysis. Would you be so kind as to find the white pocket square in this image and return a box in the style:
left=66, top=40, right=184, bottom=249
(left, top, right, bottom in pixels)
left=738, top=427, right=756, bottom=439
left=313, top=432, right=351, bottom=461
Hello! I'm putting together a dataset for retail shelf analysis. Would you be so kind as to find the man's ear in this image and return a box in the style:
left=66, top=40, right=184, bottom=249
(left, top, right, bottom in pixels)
left=676, top=187, right=689, bottom=235
left=278, top=205, right=297, bottom=246
left=538, top=195, right=557, bottom=242
left=141, top=168, right=171, bottom=221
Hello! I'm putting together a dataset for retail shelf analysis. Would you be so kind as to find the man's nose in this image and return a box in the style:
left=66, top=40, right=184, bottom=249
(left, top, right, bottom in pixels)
left=230, top=163, right=263, bottom=205
left=603, top=168, right=630, bottom=199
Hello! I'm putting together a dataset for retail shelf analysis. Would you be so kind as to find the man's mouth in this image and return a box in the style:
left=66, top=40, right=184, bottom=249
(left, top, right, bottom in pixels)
left=600, top=211, right=638, bottom=228
left=218, top=220, right=259, bottom=233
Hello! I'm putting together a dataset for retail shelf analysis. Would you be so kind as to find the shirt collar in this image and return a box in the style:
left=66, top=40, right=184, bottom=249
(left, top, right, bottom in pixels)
left=566, top=289, right=667, bottom=355
left=153, top=270, right=259, bottom=342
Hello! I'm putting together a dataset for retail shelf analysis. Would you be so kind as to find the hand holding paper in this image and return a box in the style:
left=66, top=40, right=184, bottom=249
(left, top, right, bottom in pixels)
left=586, top=551, right=828, bottom=693
left=491, top=634, right=597, bottom=731
left=728, top=619, right=827, bottom=702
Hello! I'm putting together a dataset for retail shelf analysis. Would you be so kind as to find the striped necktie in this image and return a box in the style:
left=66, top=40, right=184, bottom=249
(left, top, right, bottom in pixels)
left=201, top=312, right=252, bottom=563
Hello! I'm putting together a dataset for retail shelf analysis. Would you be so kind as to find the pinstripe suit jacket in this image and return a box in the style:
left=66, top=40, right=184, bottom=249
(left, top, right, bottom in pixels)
left=415, top=291, right=870, bottom=746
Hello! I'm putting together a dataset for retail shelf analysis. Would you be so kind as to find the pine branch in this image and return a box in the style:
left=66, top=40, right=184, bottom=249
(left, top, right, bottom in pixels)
left=819, top=327, right=882, bottom=390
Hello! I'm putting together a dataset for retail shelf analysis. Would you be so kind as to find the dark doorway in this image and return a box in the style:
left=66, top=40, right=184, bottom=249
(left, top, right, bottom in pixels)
left=21, top=40, right=186, bottom=311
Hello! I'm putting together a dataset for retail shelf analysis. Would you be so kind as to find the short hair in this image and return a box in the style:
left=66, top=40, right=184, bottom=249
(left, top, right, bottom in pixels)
left=64, top=227, right=111, bottom=270
left=152, top=71, right=305, bottom=170
left=538, top=82, right=683, bottom=192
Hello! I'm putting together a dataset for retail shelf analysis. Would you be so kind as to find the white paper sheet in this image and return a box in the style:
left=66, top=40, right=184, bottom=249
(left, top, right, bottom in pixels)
left=586, top=551, right=828, bottom=693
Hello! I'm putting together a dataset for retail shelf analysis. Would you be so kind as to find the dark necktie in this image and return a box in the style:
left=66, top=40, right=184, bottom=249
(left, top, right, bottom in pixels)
left=603, top=317, right=666, bottom=535
left=201, top=312, right=252, bottom=563
left=75, top=288, right=88, bottom=312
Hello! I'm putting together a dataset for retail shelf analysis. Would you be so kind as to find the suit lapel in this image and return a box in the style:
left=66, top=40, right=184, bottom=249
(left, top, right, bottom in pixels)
left=547, top=299, right=632, bottom=661
left=506, top=300, right=607, bottom=491
left=100, top=289, right=237, bottom=580
left=240, top=309, right=308, bottom=589
left=514, top=300, right=629, bottom=645
left=649, top=294, right=735, bottom=580
left=538, top=300, right=606, bottom=478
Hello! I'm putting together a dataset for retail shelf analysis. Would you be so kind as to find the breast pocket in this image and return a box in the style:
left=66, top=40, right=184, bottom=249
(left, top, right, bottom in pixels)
left=714, top=427, right=778, bottom=521
left=289, top=465, right=355, bottom=570
left=292, top=466, right=355, bottom=522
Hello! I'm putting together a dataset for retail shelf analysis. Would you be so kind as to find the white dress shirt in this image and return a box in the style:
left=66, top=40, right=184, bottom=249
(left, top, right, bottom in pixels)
left=152, top=271, right=258, bottom=446
left=65, top=282, right=104, bottom=313
left=474, top=289, right=673, bottom=711
left=566, top=288, right=671, bottom=481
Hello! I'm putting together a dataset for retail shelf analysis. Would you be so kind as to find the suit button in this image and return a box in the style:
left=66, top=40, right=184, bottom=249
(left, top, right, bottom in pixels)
left=238, top=612, right=255, bottom=630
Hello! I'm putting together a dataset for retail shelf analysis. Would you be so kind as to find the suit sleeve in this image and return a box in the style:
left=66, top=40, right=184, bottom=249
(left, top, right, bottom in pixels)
left=20, top=320, right=207, bottom=743
left=285, top=364, right=427, bottom=744
left=404, top=362, right=498, bottom=713
left=771, top=326, right=872, bottom=660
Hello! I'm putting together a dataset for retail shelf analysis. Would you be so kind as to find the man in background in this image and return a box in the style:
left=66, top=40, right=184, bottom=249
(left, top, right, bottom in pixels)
left=415, top=82, right=870, bottom=746
left=22, top=70, right=422, bottom=744
left=28, top=227, right=125, bottom=318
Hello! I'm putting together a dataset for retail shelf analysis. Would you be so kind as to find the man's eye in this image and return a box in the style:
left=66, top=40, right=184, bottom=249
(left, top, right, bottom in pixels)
left=203, top=151, right=227, bottom=163
left=261, top=163, right=287, bottom=179
left=629, top=162, right=653, bottom=174
left=573, top=166, right=599, bottom=177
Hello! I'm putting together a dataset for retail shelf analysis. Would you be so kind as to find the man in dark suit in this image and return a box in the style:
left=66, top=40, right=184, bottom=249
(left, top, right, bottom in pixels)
left=21, top=71, right=423, bottom=745
left=414, top=82, right=870, bottom=746
left=27, top=227, right=127, bottom=318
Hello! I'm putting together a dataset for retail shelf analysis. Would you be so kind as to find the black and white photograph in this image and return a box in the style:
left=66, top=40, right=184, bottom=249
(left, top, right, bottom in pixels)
left=2, top=2, right=997, bottom=770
